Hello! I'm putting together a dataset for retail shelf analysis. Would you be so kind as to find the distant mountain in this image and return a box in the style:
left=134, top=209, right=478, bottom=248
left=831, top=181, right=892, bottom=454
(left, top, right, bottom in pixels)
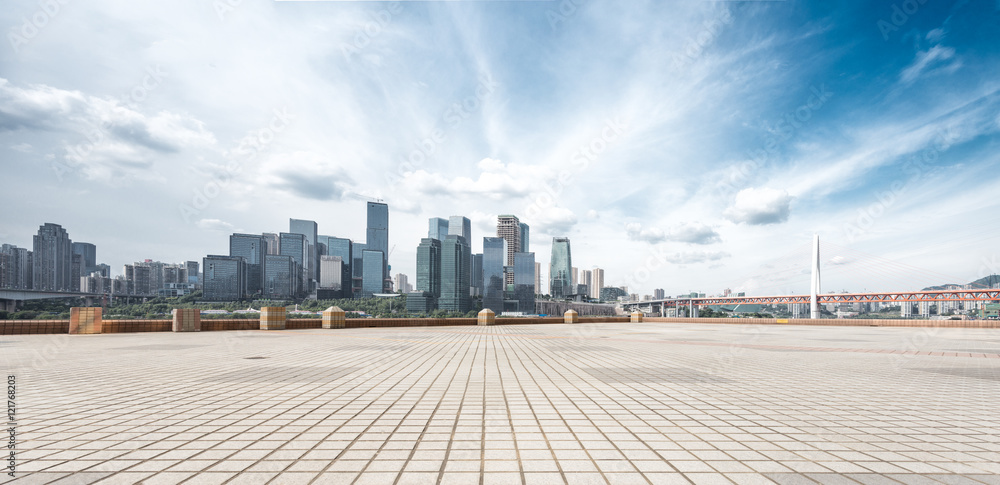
left=922, top=274, right=1000, bottom=291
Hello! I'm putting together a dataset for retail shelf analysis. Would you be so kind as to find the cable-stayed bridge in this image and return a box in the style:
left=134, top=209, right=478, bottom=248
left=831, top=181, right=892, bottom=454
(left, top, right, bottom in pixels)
left=623, top=235, right=1000, bottom=318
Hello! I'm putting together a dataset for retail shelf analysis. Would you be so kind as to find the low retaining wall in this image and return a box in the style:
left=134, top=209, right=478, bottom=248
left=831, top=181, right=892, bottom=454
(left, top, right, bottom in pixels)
left=200, top=319, right=259, bottom=332
left=101, top=320, right=172, bottom=333
left=0, top=320, right=69, bottom=335
left=2, top=315, right=997, bottom=335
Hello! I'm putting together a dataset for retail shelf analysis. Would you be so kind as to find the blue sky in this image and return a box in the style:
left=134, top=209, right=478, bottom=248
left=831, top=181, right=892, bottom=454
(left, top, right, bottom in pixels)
left=1, top=0, right=999, bottom=296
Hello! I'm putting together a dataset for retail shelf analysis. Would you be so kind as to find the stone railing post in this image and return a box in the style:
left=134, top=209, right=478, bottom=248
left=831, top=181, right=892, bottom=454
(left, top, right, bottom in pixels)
left=564, top=309, right=579, bottom=324
left=172, top=308, right=201, bottom=332
left=260, top=307, right=286, bottom=330
left=478, top=308, right=496, bottom=326
left=631, top=311, right=644, bottom=323
left=70, top=307, right=102, bottom=334
left=323, top=306, right=346, bottom=329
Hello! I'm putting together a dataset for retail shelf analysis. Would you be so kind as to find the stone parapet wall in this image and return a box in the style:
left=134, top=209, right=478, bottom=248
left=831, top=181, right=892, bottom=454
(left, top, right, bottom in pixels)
left=3, top=314, right=997, bottom=335
left=0, top=320, right=69, bottom=335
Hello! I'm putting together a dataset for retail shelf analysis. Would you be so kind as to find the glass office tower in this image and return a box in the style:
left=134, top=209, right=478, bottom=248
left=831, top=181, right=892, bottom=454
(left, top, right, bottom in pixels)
left=279, top=232, right=307, bottom=296
left=482, top=237, right=506, bottom=314
left=513, top=252, right=536, bottom=314
left=351, top=242, right=366, bottom=298
left=366, top=202, right=389, bottom=290
left=203, top=255, right=247, bottom=301
left=289, top=219, right=318, bottom=290
left=439, top=235, right=471, bottom=313
left=263, top=254, right=296, bottom=299
left=470, top=253, right=483, bottom=297
left=415, top=238, right=442, bottom=298
left=229, top=233, right=265, bottom=297
left=429, top=218, right=450, bottom=241
left=549, top=237, right=572, bottom=299
left=361, top=250, right=384, bottom=298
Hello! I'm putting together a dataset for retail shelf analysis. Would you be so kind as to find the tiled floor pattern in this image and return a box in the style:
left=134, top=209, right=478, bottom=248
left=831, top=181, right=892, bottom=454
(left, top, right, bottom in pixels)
left=2, top=323, right=1000, bottom=484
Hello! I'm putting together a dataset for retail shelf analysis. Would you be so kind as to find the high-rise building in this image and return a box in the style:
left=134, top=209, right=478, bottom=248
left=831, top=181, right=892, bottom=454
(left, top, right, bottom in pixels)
left=654, top=288, right=666, bottom=300
left=289, top=219, right=318, bottom=290
left=591, top=268, right=604, bottom=300
left=203, top=255, right=247, bottom=301
left=482, top=237, right=507, bottom=314
left=513, top=252, right=536, bottom=314
left=448, top=216, right=473, bottom=297
left=351, top=242, right=366, bottom=298
left=262, top=233, right=280, bottom=255
left=571, top=267, right=579, bottom=290
left=519, top=223, right=530, bottom=253
left=535, top=262, right=541, bottom=296
left=124, top=262, right=157, bottom=295
left=279, top=232, right=307, bottom=294
left=264, top=254, right=297, bottom=299
left=80, top=273, right=112, bottom=294
left=366, top=202, right=389, bottom=291
left=320, top=236, right=352, bottom=295
left=32, top=223, right=73, bottom=292
left=470, top=253, right=483, bottom=297
left=549, top=237, right=572, bottom=299
left=185, top=261, right=200, bottom=285
left=0, top=245, right=31, bottom=290
left=496, top=215, right=521, bottom=285
left=448, top=216, right=471, bottom=242
left=439, top=235, right=471, bottom=313
left=581, top=270, right=592, bottom=296
left=600, top=286, right=627, bottom=302
left=71, top=242, right=96, bottom=276
left=229, top=233, right=266, bottom=297
left=143, top=260, right=166, bottom=294
left=410, top=238, right=442, bottom=313
left=361, top=250, right=384, bottom=297
left=415, top=238, right=442, bottom=297
left=429, top=218, right=450, bottom=241
left=394, top=273, right=410, bottom=294
left=319, top=256, right=345, bottom=291
left=71, top=254, right=83, bottom=291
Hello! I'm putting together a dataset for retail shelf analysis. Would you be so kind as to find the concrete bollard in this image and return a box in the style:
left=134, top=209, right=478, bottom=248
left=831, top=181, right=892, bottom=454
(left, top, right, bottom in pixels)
left=478, top=308, right=496, bottom=326
left=260, top=307, right=286, bottom=330
left=172, top=308, right=201, bottom=332
left=631, top=312, right=644, bottom=323
left=69, top=307, right=102, bottom=334
left=323, top=306, right=346, bottom=329
left=564, top=309, right=579, bottom=324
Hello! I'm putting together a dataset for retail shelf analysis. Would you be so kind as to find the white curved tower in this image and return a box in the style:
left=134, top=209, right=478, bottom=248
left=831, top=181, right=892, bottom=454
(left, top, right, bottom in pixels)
left=810, top=234, right=821, bottom=319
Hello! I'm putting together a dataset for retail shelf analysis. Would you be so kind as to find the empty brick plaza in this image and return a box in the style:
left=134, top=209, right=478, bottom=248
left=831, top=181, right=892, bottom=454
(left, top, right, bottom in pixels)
left=3, top=322, right=1000, bottom=485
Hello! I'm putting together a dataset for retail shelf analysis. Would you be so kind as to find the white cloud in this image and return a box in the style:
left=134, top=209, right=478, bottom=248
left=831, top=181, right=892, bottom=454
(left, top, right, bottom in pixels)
left=900, top=45, right=957, bottom=85
left=666, top=222, right=721, bottom=245
left=532, top=207, right=578, bottom=235
left=260, top=151, right=354, bottom=201
left=665, top=251, right=731, bottom=265
left=724, top=188, right=792, bottom=225
left=195, top=219, right=235, bottom=232
left=827, top=255, right=850, bottom=266
left=625, top=222, right=666, bottom=244
left=10, top=143, right=31, bottom=153
left=926, top=28, right=946, bottom=43
left=397, top=158, right=554, bottom=201
left=0, top=78, right=216, bottom=182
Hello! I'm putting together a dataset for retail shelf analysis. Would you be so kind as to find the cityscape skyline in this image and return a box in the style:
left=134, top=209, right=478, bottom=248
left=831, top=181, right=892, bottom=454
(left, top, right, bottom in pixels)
left=2, top=210, right=998, bottom=301
left=1, top=2, right=999, bottom=295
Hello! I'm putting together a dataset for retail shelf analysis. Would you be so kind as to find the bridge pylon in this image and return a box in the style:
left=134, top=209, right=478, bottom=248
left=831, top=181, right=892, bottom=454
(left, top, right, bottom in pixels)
left=811, top=234, right=821, bottom=319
